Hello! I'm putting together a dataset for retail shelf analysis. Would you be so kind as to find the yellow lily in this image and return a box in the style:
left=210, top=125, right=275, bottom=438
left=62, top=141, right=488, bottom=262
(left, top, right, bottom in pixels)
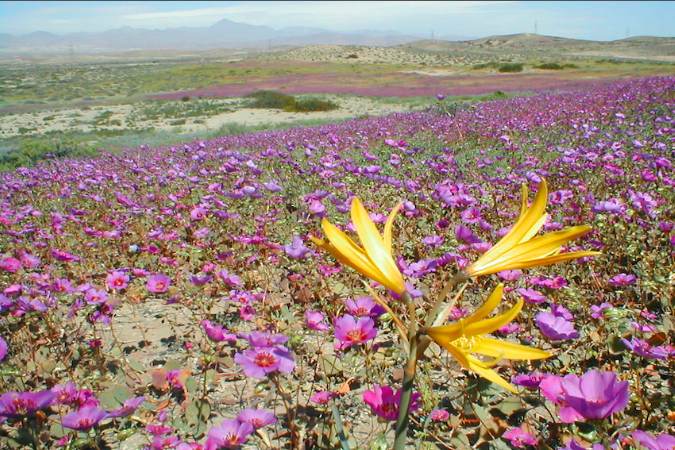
left=426, top=284, right=550, bottom=393
left=310, top=198, right=407, bottom=295
left=466, top=179, right=600, bottom=278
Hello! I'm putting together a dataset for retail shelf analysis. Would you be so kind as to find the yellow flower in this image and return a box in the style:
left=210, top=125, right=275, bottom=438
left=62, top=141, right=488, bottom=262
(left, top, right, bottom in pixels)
left=466, top=179, right=600, bottom=278
left=310, top=198, right=407, bottom=294
left=426, top=284, right=550, bottom=393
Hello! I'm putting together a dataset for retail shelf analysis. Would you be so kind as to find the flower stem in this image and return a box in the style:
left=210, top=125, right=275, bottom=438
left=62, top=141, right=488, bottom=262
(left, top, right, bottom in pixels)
left=394, top=292, right=419, bottom=450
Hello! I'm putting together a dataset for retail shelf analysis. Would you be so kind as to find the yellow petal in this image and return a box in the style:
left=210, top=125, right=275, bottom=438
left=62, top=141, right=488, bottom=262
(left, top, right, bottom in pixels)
left=519, top=183, right=528, bottom=216
left=463, top=299, right=524, bottom=336
left=320, top=219, right=383, bottom=282
left=470, top=336, right=551, bottom=360
left=383, top=202, right=403, bottom=255
left=466, top=355, right=517, bottom=393
left=515, top=251, right=602, bottom=269
left=480, top=225, right=593, bottom=272
left=426, top=323, right=463, bottom=345
left=474, top=179, right=548, bottom=267
left=432, top=339, right=470, bottom=369
left=518, top=213, right=548, bottom=244
left=467, top=283, right=503, bottom=324
left=351, top=198, right=405, bottom=293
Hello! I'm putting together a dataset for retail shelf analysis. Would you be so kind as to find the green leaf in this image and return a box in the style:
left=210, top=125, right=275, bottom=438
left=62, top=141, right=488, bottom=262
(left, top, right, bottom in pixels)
left=99, top=384, right=132, bottom=409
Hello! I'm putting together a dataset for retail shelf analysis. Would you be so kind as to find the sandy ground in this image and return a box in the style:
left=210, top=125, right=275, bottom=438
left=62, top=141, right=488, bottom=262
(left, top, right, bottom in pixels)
left=0, top=96, right=419, bottom=139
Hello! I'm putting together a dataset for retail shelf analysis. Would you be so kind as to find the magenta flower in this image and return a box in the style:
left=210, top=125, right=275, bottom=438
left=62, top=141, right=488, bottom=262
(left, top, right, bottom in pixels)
left=106, top=271, right=129, bottom=290
left=0, top=257, right=21, bottom=273
left=51, top=249, right=80, bottom=262
left=62, top=406, right=108, bottom=431
left=201, top=320, right=237, bottom=343
left=535, top=311, right=580, bottom=341
left=310, top=391, right=335, bottom=405
left=502, top=426, right=538, bottom=448
left=511, top=371, right=545, bottom=389
left=632, top=430, right=675, bottom=450
left=422, top=235, right=444, bottom=248
left=344, top=296, right=384, bottom=318
left=362, top=385, right=420, bottom=421
left=0, top=390, right=56, bottom=418
left=234, top=346, right=295, bottom=378
left=429, top=409, right=449, bottom=422
left=236, top=408, right=277, bottom=429
left=516, top=288, right=547, bottom=304
left=590, top=302, right=612, bottom=319
left=333, top=314, right=377, bottom=350
left=621, top=337, right=669, bottom=360
left=85, top=289, right=108, bottom=305
left=304, top=310, right=329, bottom=331
left=218, top=269, right=242, bottom=287
left=0, top=336, right=7, bottom=361
left=608, top=273, right=637, bottom=287
left=240, top=331, right=288, bottom=348
left=106, top=396, right=145, bottom=418
left=205, top=419, right=254, bottom=450
left=541, top=370, right=629, bottom=423
left=147, top=274, right=171, bottom=293
left=283, top=236, right=310, bottom=259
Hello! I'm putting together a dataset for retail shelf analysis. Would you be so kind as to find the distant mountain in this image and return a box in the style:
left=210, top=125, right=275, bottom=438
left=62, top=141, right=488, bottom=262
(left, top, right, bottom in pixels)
left=0, top=18, right=423, bottom=54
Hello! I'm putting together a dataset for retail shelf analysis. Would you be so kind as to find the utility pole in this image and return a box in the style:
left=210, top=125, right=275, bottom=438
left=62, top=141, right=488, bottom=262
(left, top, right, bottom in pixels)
left=431, top=29, right=435, bottom=40
left=534, top=21, right=538, bottom=35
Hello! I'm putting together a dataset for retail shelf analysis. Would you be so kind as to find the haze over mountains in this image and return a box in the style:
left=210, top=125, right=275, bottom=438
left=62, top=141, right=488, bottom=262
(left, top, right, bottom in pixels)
left=0, top=18, right=443, bottom=53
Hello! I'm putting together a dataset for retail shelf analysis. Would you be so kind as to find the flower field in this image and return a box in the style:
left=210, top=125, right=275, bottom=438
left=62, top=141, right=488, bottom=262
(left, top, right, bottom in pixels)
left=0, top=76, right=673, bottom=449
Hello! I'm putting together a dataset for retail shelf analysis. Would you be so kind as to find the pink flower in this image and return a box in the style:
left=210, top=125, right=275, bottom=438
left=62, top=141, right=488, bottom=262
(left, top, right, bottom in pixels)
left=503, top=426, right=538, bottom=448
left=234, top=346, right=295, bottom=378
left=310, top=391, right=335, bottom=405
left=333, top=314, right=377, bottom=350
left=0, top=257, right=21, bottom=273
left=362, top=385, right=420, bottom=421
left=205, top=419, right=253, bottom=450
left=147, top=274, right=170, bottom=294
left=429, top=409, right=449, bottom=422
left=236, top=408, right=276, bottom=429
left=105, top=270, right=129, bottom=291
left=201, top=320, right=237, bottom=343
left=304, top=310, right=329, bottom=331
left=608, top=273, right=637, bottom=287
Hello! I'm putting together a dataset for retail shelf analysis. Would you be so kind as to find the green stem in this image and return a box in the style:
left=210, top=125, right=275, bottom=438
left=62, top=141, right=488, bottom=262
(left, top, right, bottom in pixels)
left=394, top=292, right=419, bottom=450
left=331, top=402, right=351, bottom=450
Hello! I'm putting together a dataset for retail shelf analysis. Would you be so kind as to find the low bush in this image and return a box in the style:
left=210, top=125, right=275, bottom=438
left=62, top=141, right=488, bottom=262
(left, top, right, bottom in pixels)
left=535, top=62, right=579, bottom=70
left=246, top=90, right=338, bottom=112
left=498, top=63, right=524, bottom=73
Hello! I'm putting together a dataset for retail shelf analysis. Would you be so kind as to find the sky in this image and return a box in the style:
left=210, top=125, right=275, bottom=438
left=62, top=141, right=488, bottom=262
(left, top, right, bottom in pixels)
left=1, top=1, right=673, bottom=41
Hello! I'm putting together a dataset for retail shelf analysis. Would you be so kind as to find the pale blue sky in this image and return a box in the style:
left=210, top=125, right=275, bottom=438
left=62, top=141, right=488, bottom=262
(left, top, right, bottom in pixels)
left=1, top=1, right=673, bottom=41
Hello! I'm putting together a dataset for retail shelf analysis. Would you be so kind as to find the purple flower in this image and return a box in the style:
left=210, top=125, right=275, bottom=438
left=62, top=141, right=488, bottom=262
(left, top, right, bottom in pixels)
left=218, top=269, right=242, bottom=287
left=455, top=224, right=480, bottom=244
left=62, top=406, right=108, bottom=431
left=333, top=314, right=377, bottom=350
left=0, top=257, right=21, bottom=273
left=511, top=372, right=545, bottom=389
left=201, top=320, right=237, bottom=343
left=429, top=408, right=449, bottom=422
left=503, top=426, right=538, bottom=448
left=632, top=430, right=675, bottom=450
left=608, top=273, right=637, bottom=287
left=236, top=408, right=276, bottom=429
left=0, top=336, right=7, bottom=361
left=517, top=288, right=547, bottom=304
left=344, top=296, right=384, bottom=318
left=363, top=384, right=420, bottom=421
left=557, top=370, right=629, bottom=422
left=310, top=391, right=335, bottom=405
left=304, top=310, right=329, bottom=331
left=535, top=311, right=579, bottom=341
left=621, top=337, right=669, bottom=360
left=590, top=302, right=612, bottom=319
left=0, top=390, right=56, bottom=418
left=422, top=235, right=444, bottom=248
left=284, top=236, right=310, bottom=259
left=147, top=274, right=170, bottom=294
left=105, top=270, right=129, bottom=291
left=106, top=396, right=145, bottom=418
left=205, top=419, right=254, bottom=450
left=234, top=346, right=295, bottom=378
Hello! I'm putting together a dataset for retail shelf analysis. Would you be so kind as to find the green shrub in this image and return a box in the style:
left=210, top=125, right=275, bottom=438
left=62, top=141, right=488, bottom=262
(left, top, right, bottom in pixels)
left=286, top=98, right=338, bottom=112
left=498, top=63, right=524, bottom=73
left=535, top=62, right=579, bottom=70
left=245, top=90, right=296, bottom=109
